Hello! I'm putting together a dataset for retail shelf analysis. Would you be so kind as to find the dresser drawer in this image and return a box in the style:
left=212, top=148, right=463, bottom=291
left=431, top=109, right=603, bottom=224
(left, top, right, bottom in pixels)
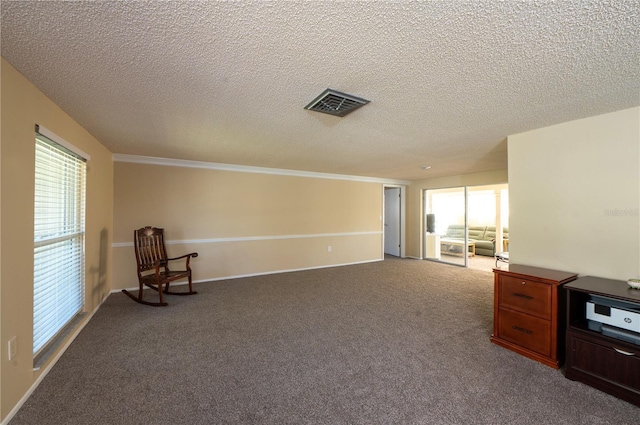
left=499, top=275, right=551, bottom=318
left=568, top=332, right=640, bottom=392
left=498, top=307, right=551, bottom=356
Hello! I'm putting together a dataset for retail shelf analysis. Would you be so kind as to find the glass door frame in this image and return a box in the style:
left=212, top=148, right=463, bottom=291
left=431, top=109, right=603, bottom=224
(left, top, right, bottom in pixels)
left=423, top=183, right=509, bottom=268
left=423, top=186, right=469, bottom=267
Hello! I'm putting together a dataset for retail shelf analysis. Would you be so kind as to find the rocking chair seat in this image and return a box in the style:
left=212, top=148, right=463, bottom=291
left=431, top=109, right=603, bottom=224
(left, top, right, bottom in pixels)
left=122, top=226, right=198, bottom=306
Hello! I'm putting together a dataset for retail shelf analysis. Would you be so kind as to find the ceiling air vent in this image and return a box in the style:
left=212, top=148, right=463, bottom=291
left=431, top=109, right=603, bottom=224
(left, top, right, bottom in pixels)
left=304, top=88, right=370, bottom=117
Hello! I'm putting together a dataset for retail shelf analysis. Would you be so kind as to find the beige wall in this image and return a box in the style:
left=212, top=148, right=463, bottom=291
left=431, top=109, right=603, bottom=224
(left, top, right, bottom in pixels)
left=0, top=58, right=114, bottom=421
left=405, top=169, right=509, bottom=258
left=508, top=107, right=640, bottom=280
left=112, top=161, right=385, bottom=289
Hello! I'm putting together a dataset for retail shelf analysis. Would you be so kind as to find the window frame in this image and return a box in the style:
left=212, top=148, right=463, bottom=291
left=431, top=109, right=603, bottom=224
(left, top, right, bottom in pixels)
left=33, top=125, right=89, bottom=364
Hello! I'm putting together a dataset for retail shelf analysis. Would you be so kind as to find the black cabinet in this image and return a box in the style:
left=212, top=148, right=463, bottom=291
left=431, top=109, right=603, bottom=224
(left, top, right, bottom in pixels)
left=565, top=276, right=640, bottom=407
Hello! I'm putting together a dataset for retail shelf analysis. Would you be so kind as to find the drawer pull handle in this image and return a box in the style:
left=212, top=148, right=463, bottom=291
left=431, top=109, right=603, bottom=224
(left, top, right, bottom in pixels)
left=613, top=347, right=635, bottom=356
left=512, top=292, right=533, bottom=300
left=512, top=326, right=532, bottom=335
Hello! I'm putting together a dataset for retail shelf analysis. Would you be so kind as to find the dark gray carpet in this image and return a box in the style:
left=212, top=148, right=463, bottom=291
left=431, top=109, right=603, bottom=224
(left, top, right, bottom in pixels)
left=10, top=257, right=640, bottom=424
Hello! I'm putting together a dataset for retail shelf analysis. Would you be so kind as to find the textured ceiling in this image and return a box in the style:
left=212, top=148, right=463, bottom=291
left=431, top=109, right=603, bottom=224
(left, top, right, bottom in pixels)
left=2, top=1, right=639, bottom=181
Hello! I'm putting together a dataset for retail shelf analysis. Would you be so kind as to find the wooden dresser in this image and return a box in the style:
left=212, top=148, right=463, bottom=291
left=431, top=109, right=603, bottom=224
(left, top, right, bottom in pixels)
left=491, top=265, right=577, bottom=368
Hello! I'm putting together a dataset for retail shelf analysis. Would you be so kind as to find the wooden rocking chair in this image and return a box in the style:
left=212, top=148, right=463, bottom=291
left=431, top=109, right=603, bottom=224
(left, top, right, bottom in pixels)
left=122, top=226, right=198, bottom=306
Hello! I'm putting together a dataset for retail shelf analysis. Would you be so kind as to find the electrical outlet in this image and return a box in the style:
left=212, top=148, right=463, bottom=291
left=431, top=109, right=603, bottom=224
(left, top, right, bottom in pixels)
left=8, top=336, right=17, bottom=360
left=327, top=245, right=332, bottom=252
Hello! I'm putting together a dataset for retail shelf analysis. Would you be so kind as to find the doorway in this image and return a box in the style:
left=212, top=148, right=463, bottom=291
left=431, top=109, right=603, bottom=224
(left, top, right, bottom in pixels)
left=424, top=187, right=468, bottom=266
left=424, top=184, right=508, bottom=271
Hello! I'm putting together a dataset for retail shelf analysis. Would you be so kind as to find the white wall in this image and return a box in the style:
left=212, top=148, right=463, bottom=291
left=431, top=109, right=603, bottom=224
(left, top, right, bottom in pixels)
left=508, top=107, right=640, bottom=280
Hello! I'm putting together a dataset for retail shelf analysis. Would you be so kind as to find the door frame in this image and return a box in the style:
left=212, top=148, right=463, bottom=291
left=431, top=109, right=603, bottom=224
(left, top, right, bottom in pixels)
left=423, top=186, right=469, bottom=267
left=422, top=183, right=509, bottom=266
left=382, top=184, right=406, bottom=258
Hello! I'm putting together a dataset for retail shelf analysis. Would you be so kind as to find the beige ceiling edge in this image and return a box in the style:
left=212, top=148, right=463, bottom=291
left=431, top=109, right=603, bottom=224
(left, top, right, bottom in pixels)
left=112, top=154, right=411, bottom=185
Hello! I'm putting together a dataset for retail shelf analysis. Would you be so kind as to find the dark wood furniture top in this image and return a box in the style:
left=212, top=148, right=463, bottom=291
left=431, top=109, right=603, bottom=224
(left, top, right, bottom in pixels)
left=492, top=264, right=577, bottom=369
left=122, top=226, right=198, bottom=307
left=565, top=276, right=640, bottom=407
left=496, top=264, right=578, bottom=285
left=565, top=276, right=640, bottom=303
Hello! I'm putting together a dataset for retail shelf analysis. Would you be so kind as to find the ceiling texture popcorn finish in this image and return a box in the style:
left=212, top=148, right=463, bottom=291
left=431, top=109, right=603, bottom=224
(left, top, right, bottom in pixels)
left=1, top=1, right=639, bottom=181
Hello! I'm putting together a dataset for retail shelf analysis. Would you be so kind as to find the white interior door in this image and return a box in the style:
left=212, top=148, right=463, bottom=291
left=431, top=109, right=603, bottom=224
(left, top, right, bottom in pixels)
left=384, top=187, right=401, bottom=256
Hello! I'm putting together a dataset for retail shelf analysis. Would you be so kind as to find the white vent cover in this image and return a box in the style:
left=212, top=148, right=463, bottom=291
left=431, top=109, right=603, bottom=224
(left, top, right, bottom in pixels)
left=304, top=88, right=370, bottom=117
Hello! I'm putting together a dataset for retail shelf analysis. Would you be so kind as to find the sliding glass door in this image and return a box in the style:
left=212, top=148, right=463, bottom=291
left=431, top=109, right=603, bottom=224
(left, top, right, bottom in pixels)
left=424, top=184, right=509, bottom=270
left=424, top=187, right=469, bottom=267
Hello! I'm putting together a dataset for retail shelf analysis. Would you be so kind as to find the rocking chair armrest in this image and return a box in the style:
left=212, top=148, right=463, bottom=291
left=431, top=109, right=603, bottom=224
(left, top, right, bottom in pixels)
left=165, top=252, right=198, bottom=262
left=165, top=253, right=198, bottom=269
left=151, top=253, right=198, bottom=274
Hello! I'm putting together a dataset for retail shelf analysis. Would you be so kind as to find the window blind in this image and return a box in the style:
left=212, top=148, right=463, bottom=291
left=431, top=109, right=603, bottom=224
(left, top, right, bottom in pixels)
left=33, top=130, right=86, bottom=356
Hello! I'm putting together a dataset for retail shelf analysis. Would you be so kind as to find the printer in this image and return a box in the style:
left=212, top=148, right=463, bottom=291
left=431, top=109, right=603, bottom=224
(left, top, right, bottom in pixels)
left=586, top=294, right=640, bottom=345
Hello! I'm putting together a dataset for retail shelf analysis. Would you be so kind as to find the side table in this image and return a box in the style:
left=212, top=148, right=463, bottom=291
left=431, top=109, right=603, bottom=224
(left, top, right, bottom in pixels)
left=491, top=264, right=577, bottom=368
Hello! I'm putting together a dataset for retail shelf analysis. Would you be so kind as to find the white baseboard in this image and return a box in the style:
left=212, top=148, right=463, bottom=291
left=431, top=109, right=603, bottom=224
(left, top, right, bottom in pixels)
left=112, top=259, right=383, bottom=293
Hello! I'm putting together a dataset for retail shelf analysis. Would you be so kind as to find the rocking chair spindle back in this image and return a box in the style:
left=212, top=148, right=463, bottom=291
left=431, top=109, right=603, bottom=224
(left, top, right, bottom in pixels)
left=122, top=226, right=198, bottom=306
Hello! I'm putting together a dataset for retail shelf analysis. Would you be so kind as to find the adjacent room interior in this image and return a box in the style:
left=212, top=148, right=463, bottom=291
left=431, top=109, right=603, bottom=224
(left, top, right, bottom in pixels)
left=1, top=2, right=639, bottom=423
left=424, top=183, right=509, bottom=272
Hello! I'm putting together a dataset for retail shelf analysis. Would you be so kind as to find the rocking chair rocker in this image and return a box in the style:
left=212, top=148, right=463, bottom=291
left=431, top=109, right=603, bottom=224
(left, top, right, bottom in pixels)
left=122, top=226, right=198, bottom=306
